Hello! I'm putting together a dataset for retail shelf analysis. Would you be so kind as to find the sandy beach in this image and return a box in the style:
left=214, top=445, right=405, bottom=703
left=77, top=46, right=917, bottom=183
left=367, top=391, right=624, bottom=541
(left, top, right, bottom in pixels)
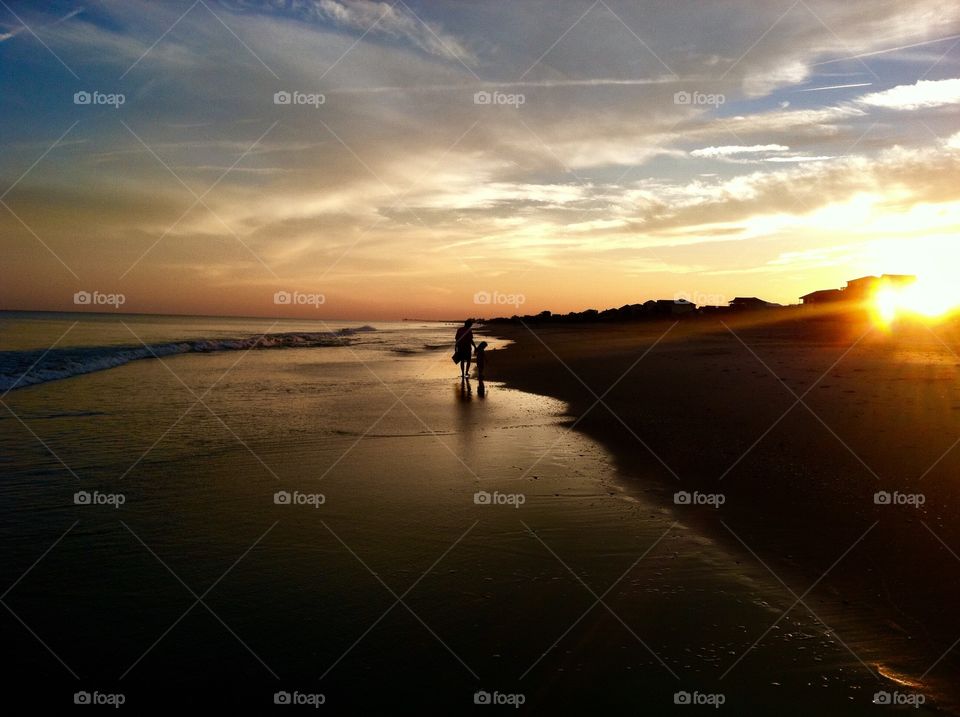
left=486, top=309, right=960, bottom=710
left=5, top=1, right=960, bottom=712
left=0, top=312, right=944, bottom=712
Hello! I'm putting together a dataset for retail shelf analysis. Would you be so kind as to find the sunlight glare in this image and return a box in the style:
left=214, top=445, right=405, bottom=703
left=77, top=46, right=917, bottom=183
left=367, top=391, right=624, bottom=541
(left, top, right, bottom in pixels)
left=872, top=277, right=960, bottom=326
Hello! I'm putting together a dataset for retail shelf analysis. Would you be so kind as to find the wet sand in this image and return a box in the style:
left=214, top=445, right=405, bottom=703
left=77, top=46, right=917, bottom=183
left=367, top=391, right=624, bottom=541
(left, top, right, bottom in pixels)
left=1, top=313, right=955, bottom=712
left=486, top=310, right=960, bottom=712
left=0, top=316, right=932, bottom=713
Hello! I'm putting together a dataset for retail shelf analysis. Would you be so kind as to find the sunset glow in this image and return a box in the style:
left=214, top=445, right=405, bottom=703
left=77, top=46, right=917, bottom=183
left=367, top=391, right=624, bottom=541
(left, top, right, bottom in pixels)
left=4, top=3, right=960, bottom=712
left=873, top=277, right=960, bottom=326
left=1, top=1, right=959, bottom=319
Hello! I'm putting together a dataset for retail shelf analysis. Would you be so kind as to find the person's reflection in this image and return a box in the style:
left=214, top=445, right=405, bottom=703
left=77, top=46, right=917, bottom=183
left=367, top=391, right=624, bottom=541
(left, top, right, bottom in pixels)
left=477, top=379, right=486, bottom=398
left=456, top=376, right=472, bottom=402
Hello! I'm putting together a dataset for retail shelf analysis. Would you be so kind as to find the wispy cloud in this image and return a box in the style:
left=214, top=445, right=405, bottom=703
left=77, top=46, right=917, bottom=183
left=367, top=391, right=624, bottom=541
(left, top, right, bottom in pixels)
left=4, top=0, right=960, bottom=313
left=763, top=155, right=833, bottom=163
left=691, top=145, right=790, bottom=158
left=0, top=27, right=23, bottom=42
left=315, top=0, right=475, bottom=65
left=858, top=78, right=960, bottom=110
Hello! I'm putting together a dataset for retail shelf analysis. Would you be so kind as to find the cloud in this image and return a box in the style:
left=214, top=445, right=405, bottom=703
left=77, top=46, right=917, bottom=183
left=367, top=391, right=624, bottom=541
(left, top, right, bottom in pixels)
left=689, top=144, right=833, bottom=165
left=691, top=144, right=789, bottom=158
left=5, top=0, right=960, bottom=314
left=857, top=78, right=960, bottom=110
left=743, top=60, right=809, bottom=97
left=315, top=0, right=475, bottom=65
left=763, top=156, right=833, bottom=163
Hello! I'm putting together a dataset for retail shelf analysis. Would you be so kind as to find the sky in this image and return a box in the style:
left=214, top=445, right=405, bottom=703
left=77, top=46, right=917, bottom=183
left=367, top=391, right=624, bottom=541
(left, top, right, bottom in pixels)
left=1, top=0, right=959, bottom=319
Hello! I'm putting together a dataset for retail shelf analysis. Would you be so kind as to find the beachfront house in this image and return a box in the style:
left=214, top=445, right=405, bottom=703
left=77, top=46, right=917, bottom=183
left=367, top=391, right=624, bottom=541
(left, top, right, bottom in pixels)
left=845, top=274, right=914, bottom=296
left=879, top=274, right=917, bottom=287
left=844, top=276, right=881, bottom=298
left=800, top=289, right=844, bottom=305
left=645, top=299, right=697, bottom=316
left=729, top=297, right=780, bottom=310
left=801, top=275, right=919, bottom=305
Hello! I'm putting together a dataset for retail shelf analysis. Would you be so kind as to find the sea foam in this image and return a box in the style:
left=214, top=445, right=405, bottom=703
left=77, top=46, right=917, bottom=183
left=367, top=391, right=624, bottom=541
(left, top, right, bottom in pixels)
left=0, top=327, right=376, bottom=391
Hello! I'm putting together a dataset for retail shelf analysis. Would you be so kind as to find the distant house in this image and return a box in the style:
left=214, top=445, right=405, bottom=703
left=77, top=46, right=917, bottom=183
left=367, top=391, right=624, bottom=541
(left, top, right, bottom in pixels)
left=845, top=274, right=916, bottom=297
left=669, top=298, right=697, bottom=314
left=640, top=299, right=696, bottom=316
left=729, top=297, right=779, bottom=310
left=655, top=298, right=696, bottom=315
left=616, top=303, right=647, bottom=319
left=844, top=276, right=881, bottom=297
left=800, top=289, right=844, bottom=305
left=799, top=274, right=918, bottom=306
left=880, top=273, right=917, bottom=287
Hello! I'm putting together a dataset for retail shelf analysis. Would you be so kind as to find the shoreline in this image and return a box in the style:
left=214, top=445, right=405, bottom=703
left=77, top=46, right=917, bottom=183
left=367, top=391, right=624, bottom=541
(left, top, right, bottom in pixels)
left=485, top=313, right=960, bottom=711
left=2, top=310, right=956, bottom=712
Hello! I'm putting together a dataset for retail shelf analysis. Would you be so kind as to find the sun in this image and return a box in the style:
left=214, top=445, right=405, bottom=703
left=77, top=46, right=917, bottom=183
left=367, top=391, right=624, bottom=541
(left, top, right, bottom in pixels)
left=871, top=277, right=960, bottom=326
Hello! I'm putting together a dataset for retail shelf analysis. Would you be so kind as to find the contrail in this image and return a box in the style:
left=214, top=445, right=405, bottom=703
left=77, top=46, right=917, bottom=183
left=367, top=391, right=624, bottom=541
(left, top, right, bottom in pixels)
left=813, top=32, right=960, bottom=65
left=794, top=82, right=873, bottom=92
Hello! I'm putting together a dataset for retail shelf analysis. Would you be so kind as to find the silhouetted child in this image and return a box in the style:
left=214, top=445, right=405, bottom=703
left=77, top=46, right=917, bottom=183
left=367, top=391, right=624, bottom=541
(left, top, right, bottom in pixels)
left=475, top=341, right=488, bottom=380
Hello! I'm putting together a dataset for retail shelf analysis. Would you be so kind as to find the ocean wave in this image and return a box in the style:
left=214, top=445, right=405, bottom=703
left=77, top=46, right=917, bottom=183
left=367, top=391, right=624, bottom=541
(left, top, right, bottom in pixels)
left=0, top=327, right=376, bottom=392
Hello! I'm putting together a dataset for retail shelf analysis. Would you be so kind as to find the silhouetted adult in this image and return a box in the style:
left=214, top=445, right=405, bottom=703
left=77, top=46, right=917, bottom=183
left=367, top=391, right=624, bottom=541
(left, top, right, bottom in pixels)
left=454, top=319, right=476, bottom=379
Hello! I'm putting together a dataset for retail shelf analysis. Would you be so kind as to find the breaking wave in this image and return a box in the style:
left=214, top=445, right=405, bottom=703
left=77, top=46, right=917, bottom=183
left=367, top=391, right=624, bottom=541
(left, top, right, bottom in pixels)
left=0, top=326, right=376, bottom=391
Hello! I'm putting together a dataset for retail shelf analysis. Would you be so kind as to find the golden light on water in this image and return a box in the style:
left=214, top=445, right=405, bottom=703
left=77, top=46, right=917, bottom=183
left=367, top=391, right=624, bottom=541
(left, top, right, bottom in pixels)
left=875, top=664, right=924, bottom=690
